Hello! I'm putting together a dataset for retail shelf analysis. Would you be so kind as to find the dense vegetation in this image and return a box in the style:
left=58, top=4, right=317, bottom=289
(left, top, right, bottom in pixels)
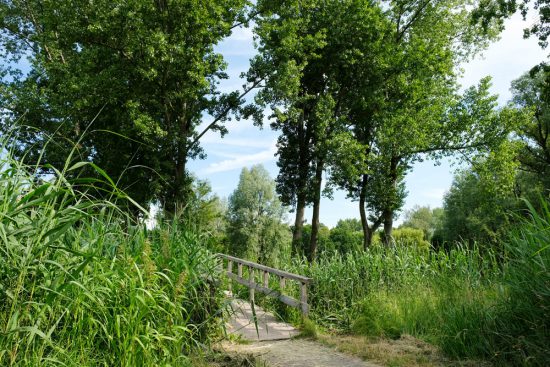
left=0, top=149, right=225, bottom=366
left=1, top=0, right=550, bottom=366
left=283, top=211, right=549, bottom=366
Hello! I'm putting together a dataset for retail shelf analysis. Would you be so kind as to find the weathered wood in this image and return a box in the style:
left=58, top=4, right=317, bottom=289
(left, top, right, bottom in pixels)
left=226, top=273, right=301, bottom=309
left=249, top=266, right=255, bottom=303
left=217, top=254, right=311, bottom=284
left=227, top=260, right=233, bottom=294
left=217, top=253, right=312, bottom=316
left=300, top=282, right=309, bottom=316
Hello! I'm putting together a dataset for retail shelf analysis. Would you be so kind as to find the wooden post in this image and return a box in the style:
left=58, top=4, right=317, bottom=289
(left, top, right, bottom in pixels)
left=279, top=276, right=286, bottom=292
left=300, top=282, right=308, bottom=316
left=263, top=271, right=269, bottom=288
left=249, top=266, right=255, bottom=303
left=227, top=260, right=233, bottom=295
left=237, top=263, right=243, bottom=278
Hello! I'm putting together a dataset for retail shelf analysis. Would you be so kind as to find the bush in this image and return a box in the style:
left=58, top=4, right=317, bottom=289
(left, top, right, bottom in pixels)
left=391, top=227, right=431, bottom=250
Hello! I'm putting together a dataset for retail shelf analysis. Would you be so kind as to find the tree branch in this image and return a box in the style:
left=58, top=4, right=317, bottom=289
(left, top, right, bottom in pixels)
left=396, top=0, right=432, bottom=43
left=190, top=77, right=265, bottom=148
left=399, top=141, right=490, bottom=159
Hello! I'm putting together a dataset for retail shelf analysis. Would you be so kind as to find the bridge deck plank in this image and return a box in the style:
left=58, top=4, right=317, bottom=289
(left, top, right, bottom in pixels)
left=227, top=299, right=300, bottom=341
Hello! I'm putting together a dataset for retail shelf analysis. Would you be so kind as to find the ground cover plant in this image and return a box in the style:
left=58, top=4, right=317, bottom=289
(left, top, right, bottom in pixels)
left=0, top=147, right=224, bottom=366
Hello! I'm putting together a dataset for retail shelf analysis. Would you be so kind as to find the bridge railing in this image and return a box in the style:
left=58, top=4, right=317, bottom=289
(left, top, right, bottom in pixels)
left=216, top=253, right=312, bottom=316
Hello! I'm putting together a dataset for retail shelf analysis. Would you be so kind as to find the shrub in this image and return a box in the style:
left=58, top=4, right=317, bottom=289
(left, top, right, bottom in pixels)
left=391, top=227, right=431, bottom=250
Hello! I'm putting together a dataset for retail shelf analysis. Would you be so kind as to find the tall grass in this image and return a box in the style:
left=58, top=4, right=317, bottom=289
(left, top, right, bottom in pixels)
left=271, top=204, right=549, bottom=366
left=484, top=201, right=549, bottom=365
left=278, top=245, right=500, bottom=330
left=0, top=149, right=223, bottom=365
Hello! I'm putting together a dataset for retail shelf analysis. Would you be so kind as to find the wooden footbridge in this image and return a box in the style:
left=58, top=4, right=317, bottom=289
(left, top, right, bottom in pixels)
left=216, top=254, right=380, bottom=367
left=216, top=254, right=312, bottom=341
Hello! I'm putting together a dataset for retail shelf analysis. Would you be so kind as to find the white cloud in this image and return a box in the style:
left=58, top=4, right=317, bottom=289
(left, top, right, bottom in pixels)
left=201, top=134, right=274, bottom=148
left=228, top=26, right=254, bottom=42
left=201, top=140, right=277, bottom=174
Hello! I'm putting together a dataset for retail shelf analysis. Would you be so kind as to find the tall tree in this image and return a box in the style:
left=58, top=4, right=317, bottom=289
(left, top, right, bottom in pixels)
left=226, top=165, right=290, bottom=267
left=0, top=0, right=254, bottom=213
left=330, top=1, right=503, bottom=248
left=248, top=0, right=388, bottom=260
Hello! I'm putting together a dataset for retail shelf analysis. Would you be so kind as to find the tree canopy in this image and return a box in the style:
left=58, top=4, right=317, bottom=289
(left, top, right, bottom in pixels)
left=226, top=165, right=290, bottom=267
left=0, top=0, right=253, bottom=212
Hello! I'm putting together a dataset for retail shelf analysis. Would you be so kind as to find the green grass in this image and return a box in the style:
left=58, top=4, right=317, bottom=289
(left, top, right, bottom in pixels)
left=268, top=206, right=549, bottom=366
left=0, top=148, right=224, bottom=366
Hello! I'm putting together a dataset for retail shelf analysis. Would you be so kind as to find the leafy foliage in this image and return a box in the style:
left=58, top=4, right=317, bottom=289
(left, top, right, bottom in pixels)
left=510, top=65, right=550, bottom=192
left=0, top=0, right=250, bottom=212
left=226, top=165, right=291, bottom=267
left=472, top=0, right=550, bottom=47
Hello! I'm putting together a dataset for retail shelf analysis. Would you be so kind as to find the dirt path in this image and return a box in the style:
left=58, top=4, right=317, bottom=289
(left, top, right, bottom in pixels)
left=223, top=300, right=382, bottom=367
left=222, top=338, right=382, bottom=367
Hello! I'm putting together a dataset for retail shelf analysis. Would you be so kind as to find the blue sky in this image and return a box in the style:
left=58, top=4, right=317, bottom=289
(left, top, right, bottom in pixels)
left=188, top=12, right=548, bottom=227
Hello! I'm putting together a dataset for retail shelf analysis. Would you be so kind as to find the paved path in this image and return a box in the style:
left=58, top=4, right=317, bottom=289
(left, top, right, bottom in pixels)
left=224, top=299, right=381, bottom=367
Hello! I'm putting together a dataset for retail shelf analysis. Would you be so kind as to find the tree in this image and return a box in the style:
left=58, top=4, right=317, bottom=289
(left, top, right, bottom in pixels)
left=330, top=0, right=503, bottom=248
left=439, top=139, right=521, bottom=247
left=296, top=223, right=332, bottom=258
left=0, top=0, right=254, bottom=213
left=510, top=65, right=550, bottom=192
left=249, top=0, right=389, bottom=260
left=226, top=165, right=291, bottom=267
left=328, top=219, right=364, bottom=254
left=400, top=205, right=444, bottom=241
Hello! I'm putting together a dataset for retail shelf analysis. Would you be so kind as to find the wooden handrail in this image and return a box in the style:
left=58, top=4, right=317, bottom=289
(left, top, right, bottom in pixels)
left=216, top=253, right=312, bottom=316
left=216, top=254, right=311, bottom=283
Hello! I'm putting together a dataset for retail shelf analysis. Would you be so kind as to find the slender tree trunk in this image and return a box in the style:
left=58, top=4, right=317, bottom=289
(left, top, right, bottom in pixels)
left=309, top=158, right=324, bottom=262
left=382, top=208, right=393, bottom=246
left=359, top=175, right=371, bottom=250
left=167, top=117, right=189, bottom=215
left=292, top=194, right=306, bottom=251
left=382, top=156, right=400, bottom=246
left=293, top=113, right=312, bottom=255
left=359, top=174, right=384, bottom=249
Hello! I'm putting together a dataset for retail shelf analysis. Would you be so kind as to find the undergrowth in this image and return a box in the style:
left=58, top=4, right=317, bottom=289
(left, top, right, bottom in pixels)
left=264, top=205, right=549, bottom=366
left=0, top=147, right=224, bottom=366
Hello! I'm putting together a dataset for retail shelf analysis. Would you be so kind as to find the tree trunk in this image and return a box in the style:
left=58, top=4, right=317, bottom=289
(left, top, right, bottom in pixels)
left=359, top=174, right=384, bottom=249
left=359, top=175, right=371, bottom=250
left=382, top=156, right=399, bottom=246
left=166, top=116, right=189, bottom=216
left=292, top=194, right=306, bottom=253
left=309, top=158, right=324, bottom=262
left=382, top=208, right=393, bottom=246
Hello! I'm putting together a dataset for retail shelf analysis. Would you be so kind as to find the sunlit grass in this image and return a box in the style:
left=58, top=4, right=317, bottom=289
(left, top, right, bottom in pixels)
left=0, top=145, right=223, bottom=366
left=269, top=209, right=549, bottom=366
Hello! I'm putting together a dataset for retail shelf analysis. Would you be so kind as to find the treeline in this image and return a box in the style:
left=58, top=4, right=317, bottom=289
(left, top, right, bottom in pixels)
left=1, top=0, right=549, bottom=260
